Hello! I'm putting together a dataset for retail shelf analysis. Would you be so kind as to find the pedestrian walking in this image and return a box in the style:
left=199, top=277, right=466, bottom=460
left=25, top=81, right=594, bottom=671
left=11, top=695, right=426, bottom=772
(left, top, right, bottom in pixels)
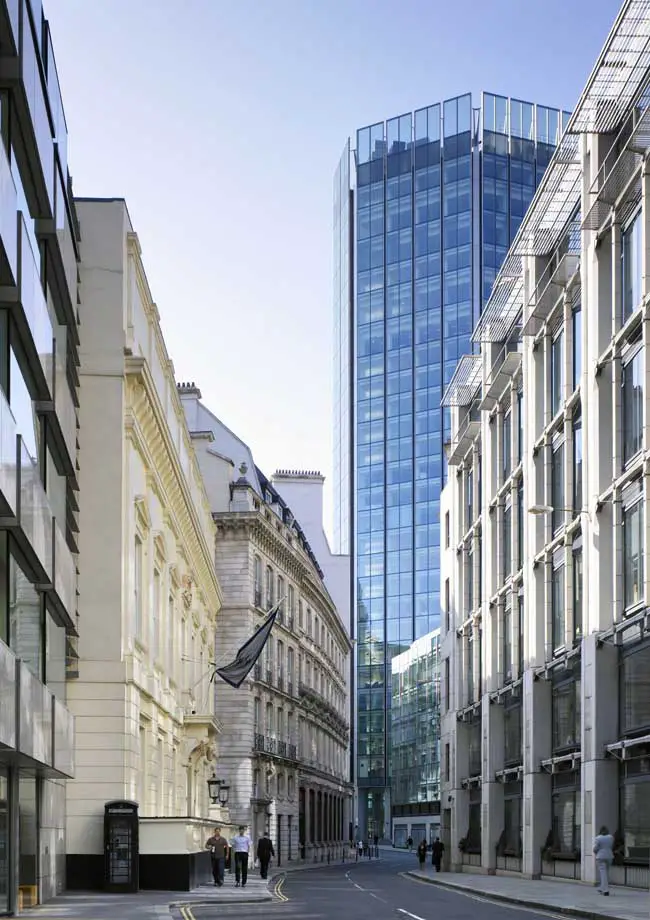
left=593, top=825, right=614, bottom=896
left=205, top=826, right=229, bottom=887
left=356, top=839, right=363, bottom=861
left=230, top=825, right=253, bottom=887
left=431, top=837, right=444, bottom=872
left=366, top=837, right=372, bottom=859
left=256, top=829, right=275, bottom=880
left=373, top=833, right=379, bottom=857
left=406, top=836, right=413, bottom=852
left=417, top=839, right=427, bottom=868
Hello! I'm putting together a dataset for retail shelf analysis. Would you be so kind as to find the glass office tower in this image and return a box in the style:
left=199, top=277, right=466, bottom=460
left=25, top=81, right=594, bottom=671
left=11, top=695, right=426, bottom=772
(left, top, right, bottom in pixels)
left=333, top=93, right=569, bottom=838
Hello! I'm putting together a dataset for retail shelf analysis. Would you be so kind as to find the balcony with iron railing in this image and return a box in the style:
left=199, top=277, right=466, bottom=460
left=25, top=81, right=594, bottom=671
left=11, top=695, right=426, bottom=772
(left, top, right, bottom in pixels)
left=298, top=682, right=350, bottom=739
left=253, top=732, right=298, bottom=762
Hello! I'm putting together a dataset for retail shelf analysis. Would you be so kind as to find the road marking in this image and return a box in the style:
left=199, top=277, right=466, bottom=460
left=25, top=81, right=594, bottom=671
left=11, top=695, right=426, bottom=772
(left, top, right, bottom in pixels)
left=180, top=907, right=195, bottom=920
left=397, top=910, right=426, bottom=920
left=274, top=876, right=289, bottom=901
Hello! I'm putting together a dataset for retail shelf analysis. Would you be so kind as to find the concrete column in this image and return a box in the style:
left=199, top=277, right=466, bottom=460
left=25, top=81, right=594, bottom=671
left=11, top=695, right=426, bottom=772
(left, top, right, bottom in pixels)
left=581, top=635, right=618, bottom=883
left=482, top=697, right=505, bottom=872
left=612, top=217, right=622, bottom=336
left=522, top=668, right=551, bottom=878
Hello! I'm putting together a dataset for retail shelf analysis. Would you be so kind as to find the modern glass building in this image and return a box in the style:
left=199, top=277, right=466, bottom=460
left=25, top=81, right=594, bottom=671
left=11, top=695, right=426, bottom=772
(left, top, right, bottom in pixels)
left=333, top=93, right=570, bottom=837
left=391, top=629, right=440, bottom=846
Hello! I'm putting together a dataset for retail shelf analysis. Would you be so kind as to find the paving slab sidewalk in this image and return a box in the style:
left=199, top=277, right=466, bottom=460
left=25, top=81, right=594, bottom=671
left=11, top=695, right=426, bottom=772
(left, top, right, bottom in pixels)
left=23, top=875, right=271, bottom=920
left=408, top=869, right=650, bottom=920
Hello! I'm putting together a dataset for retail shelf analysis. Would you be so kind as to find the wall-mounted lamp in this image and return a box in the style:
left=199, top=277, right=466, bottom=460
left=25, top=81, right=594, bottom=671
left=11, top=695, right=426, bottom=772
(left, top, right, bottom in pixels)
left=207, top=773, right=230, bottom=806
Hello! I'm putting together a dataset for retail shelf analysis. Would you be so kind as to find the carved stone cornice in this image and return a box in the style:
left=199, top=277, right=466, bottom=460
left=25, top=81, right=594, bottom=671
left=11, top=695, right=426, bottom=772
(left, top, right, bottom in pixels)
left=124, top=361, right=222, bottom=613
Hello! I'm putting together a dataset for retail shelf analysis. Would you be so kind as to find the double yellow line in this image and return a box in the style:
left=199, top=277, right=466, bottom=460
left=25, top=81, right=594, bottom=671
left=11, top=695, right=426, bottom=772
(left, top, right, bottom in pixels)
left=274, top=875, right=288, bottom=901
left=180, top=906, right=197, bottom=920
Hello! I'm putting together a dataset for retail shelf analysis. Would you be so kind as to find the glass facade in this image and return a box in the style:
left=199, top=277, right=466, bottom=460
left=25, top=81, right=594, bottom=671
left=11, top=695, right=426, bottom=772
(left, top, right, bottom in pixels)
left=391, top=630, right=440, bottom=807
left=333, top=92, right=568, bottom=831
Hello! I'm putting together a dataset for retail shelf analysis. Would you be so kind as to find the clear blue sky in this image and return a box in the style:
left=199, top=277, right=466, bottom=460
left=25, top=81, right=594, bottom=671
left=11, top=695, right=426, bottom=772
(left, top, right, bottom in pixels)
left=46, top=0, right=617, bottom=536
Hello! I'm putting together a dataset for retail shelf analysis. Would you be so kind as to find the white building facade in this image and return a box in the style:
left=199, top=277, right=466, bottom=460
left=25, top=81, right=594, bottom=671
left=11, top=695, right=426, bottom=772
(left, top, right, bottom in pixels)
left=179, top=388, right=353, bottom=864
left=68, top=200, right=223, bottom=891
left=441, top=1, right=650, bottom=887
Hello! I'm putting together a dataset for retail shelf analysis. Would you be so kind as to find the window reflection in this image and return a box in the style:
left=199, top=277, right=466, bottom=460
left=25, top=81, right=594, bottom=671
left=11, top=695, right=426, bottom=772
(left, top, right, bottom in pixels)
left=10, top=347, right=38, bottom=461
left=9, top=546, right=43, bottom=680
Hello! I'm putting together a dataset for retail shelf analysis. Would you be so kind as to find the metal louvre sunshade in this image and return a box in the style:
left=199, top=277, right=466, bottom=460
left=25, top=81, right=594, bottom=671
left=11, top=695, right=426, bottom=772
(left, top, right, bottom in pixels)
left=582, top=103, right=650, bottom=231
left=566, top=0, right=650, bottom=135
left=441, top=354, right=482, bottom=408
left=473, top=0, right=650, bottom=346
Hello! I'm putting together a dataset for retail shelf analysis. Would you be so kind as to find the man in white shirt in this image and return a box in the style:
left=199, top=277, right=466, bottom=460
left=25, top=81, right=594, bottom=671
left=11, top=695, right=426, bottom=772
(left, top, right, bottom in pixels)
left=230, top=826, right=252, bottom=887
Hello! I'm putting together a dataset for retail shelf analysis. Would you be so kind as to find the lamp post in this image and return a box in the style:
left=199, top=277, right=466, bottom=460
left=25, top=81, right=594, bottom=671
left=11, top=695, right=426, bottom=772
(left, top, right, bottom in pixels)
left=207, top=773, right=230, bottom=807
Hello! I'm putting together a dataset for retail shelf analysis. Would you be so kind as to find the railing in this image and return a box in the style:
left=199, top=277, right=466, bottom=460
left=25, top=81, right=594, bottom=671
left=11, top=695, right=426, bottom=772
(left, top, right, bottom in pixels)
left=254, top=586, right=262, bottom=608
left=19, top=215, right=54, bottom=394
left=253, top=664, right=262, bottom=680
left=610, top=863, right=650, bottom=889
left=277, top=674, right=284, bottom=692
left=54, top=328, right=77, bottom=462
left=0, top=132, right=17, bottom=283
left=541, top=855, right=581, bottom=879
left=266, top=669, right=273, bottom=684
left=53, top=519, right=76, bottom=617
left=19, top=437, right=53, bottom=579
left=288, top=680, right=294, bottom=697
left=253, top=734, right=298, bottom=761
left=496, top=854, right=522, bottom=872
left=462, top=852, right=481, bottom=867
left=288, top=615, right=294, bottom=632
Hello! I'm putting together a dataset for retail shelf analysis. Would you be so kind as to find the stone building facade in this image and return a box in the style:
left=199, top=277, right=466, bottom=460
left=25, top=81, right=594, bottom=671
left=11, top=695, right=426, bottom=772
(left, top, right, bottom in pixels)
left=67, top=200, right=223, bottom=891
left=179, top=386, right=353, bottom=864
left=440, top=2, right=650, bottom=888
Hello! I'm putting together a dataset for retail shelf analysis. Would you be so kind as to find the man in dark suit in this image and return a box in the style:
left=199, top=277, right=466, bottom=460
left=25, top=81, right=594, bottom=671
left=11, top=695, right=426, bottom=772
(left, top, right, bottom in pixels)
left=256, top=830, right=275, bottom=879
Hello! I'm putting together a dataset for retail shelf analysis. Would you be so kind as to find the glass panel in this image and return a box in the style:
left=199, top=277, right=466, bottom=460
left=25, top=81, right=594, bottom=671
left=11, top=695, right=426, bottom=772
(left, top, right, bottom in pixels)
left=19, top=217, right=54, bottom=394
left=552, top=788, right=579, bottom=853
left=443, top=98, right=457, bottom=137
left=45, top=607, right=65, bottom=700
left=53, top=696, right=74, bottom=776
left=623, top=349, right=643, bottom=464
left=552, top=441, right=564, bottom=533
left=621, top=643, right=650, bottom=735
left=19, top=659, right=52, bottom=764
left=10, top=549, right=42, bottom=679
left=572, top=303, right=582, bottom=391
left=552, top=564, right=565, bottom=651
left=552, top=680, right=580, bottom=750
left=551, top=331, right=564, bottom=416
left=19, top=438, right=54, bottom=579
left=573, top=418, right=582, bottom=513
left=0, top=639, right=16, bottom=749
left=19, top=774, right=37, bottom=898
left=503, top=602, right=512, bottom=682
left=622, top=783, right=650, bottom=861
left=622, top=211, right=642, bottom=322
left=573, top=550, right=583, bottom=640
left=623, top=497, right=644, bottom=610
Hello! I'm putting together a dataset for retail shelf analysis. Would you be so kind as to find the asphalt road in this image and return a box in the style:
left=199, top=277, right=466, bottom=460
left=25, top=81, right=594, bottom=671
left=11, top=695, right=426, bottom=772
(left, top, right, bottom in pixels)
left=184, top=850, right=564, bottom=920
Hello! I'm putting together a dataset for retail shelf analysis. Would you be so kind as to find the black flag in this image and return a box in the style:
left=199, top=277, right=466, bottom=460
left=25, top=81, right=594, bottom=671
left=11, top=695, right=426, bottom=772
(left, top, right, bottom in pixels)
left=214, top=604, right=279, bottom=688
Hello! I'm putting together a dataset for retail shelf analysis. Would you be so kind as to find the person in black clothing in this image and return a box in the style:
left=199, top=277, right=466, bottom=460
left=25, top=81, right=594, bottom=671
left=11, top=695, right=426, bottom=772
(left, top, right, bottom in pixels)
left=256, top=831, right=275, bottom=879
left=406, top=836, right=413, bottom=852
left=431, top=837, right=444, bottom=872
left=417, top=839, right=427, bottom=868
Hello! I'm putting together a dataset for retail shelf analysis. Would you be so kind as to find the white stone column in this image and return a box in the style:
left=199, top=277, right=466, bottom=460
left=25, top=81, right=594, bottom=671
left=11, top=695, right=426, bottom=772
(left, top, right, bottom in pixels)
left=581, top=634, right=618, bottom=883
left=522, top=669, right=551, bottom=878
left=482, top=696, right=505, bottom=872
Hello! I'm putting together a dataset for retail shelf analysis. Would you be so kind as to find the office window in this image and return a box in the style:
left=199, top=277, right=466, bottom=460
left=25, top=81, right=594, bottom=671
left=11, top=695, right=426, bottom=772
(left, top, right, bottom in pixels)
left=572, top=413, right=582, bottom=514
left=445, top=511, right=450, bottom=548
left=307, top=608, right=312, bottom=637
left=551, top=437, right=565, bottom=533
left=503, top=498, right=512, bottom=580
left=572, top=294, right=582, bottom=391
left=465, top=468, right=474, bottom=530
left=503, top=410, right=512, bottom=481
left=552, top=554, right=565, bottom=652
left=622, top=210, right=642, bottom=323
left=134, top=536, right=143, bottom=639
left=167, top=594, right=174, bottom=675
left=298, top=600, right=304, bottom=630
left=254, top=555, right=262, bottom=607
left=517, top=481, right=524, bottom=571
left=573, top=541, right=583, bottom=641
left=503, top=598, right=512, bottom=683
left=265, top=565, right=274, bottom=609
left=518, top=589, right=524, bottom=675
left=623, top=480, right=644, bottom=611
left=444, top=658, right=450, bottom=712
left=277, top=576, right=285, bottom=618
left=622, top=345, right=643, bottom=465
left=517, top=390, right=523, bottom=463
left=444, top=578, right=450, bottom=632
left=288, top=585, right=295, bottom=623
left=467, top=547, right=473, bottom=614
left=152, top=569, right=160, bottom=661
left=551, top=329, right=564, bottom=417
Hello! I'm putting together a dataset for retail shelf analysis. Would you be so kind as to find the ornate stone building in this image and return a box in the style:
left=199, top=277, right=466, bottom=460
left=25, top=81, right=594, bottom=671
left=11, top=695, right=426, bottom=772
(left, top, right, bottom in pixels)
left=179, top=386, right=353, bottom=864
left=68, top=200, right=223, bottom=891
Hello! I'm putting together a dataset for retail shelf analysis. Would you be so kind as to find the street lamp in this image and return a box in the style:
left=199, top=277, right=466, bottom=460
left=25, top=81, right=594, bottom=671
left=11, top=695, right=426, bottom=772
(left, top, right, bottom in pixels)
left=207, top=773, right=230, bottom=806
